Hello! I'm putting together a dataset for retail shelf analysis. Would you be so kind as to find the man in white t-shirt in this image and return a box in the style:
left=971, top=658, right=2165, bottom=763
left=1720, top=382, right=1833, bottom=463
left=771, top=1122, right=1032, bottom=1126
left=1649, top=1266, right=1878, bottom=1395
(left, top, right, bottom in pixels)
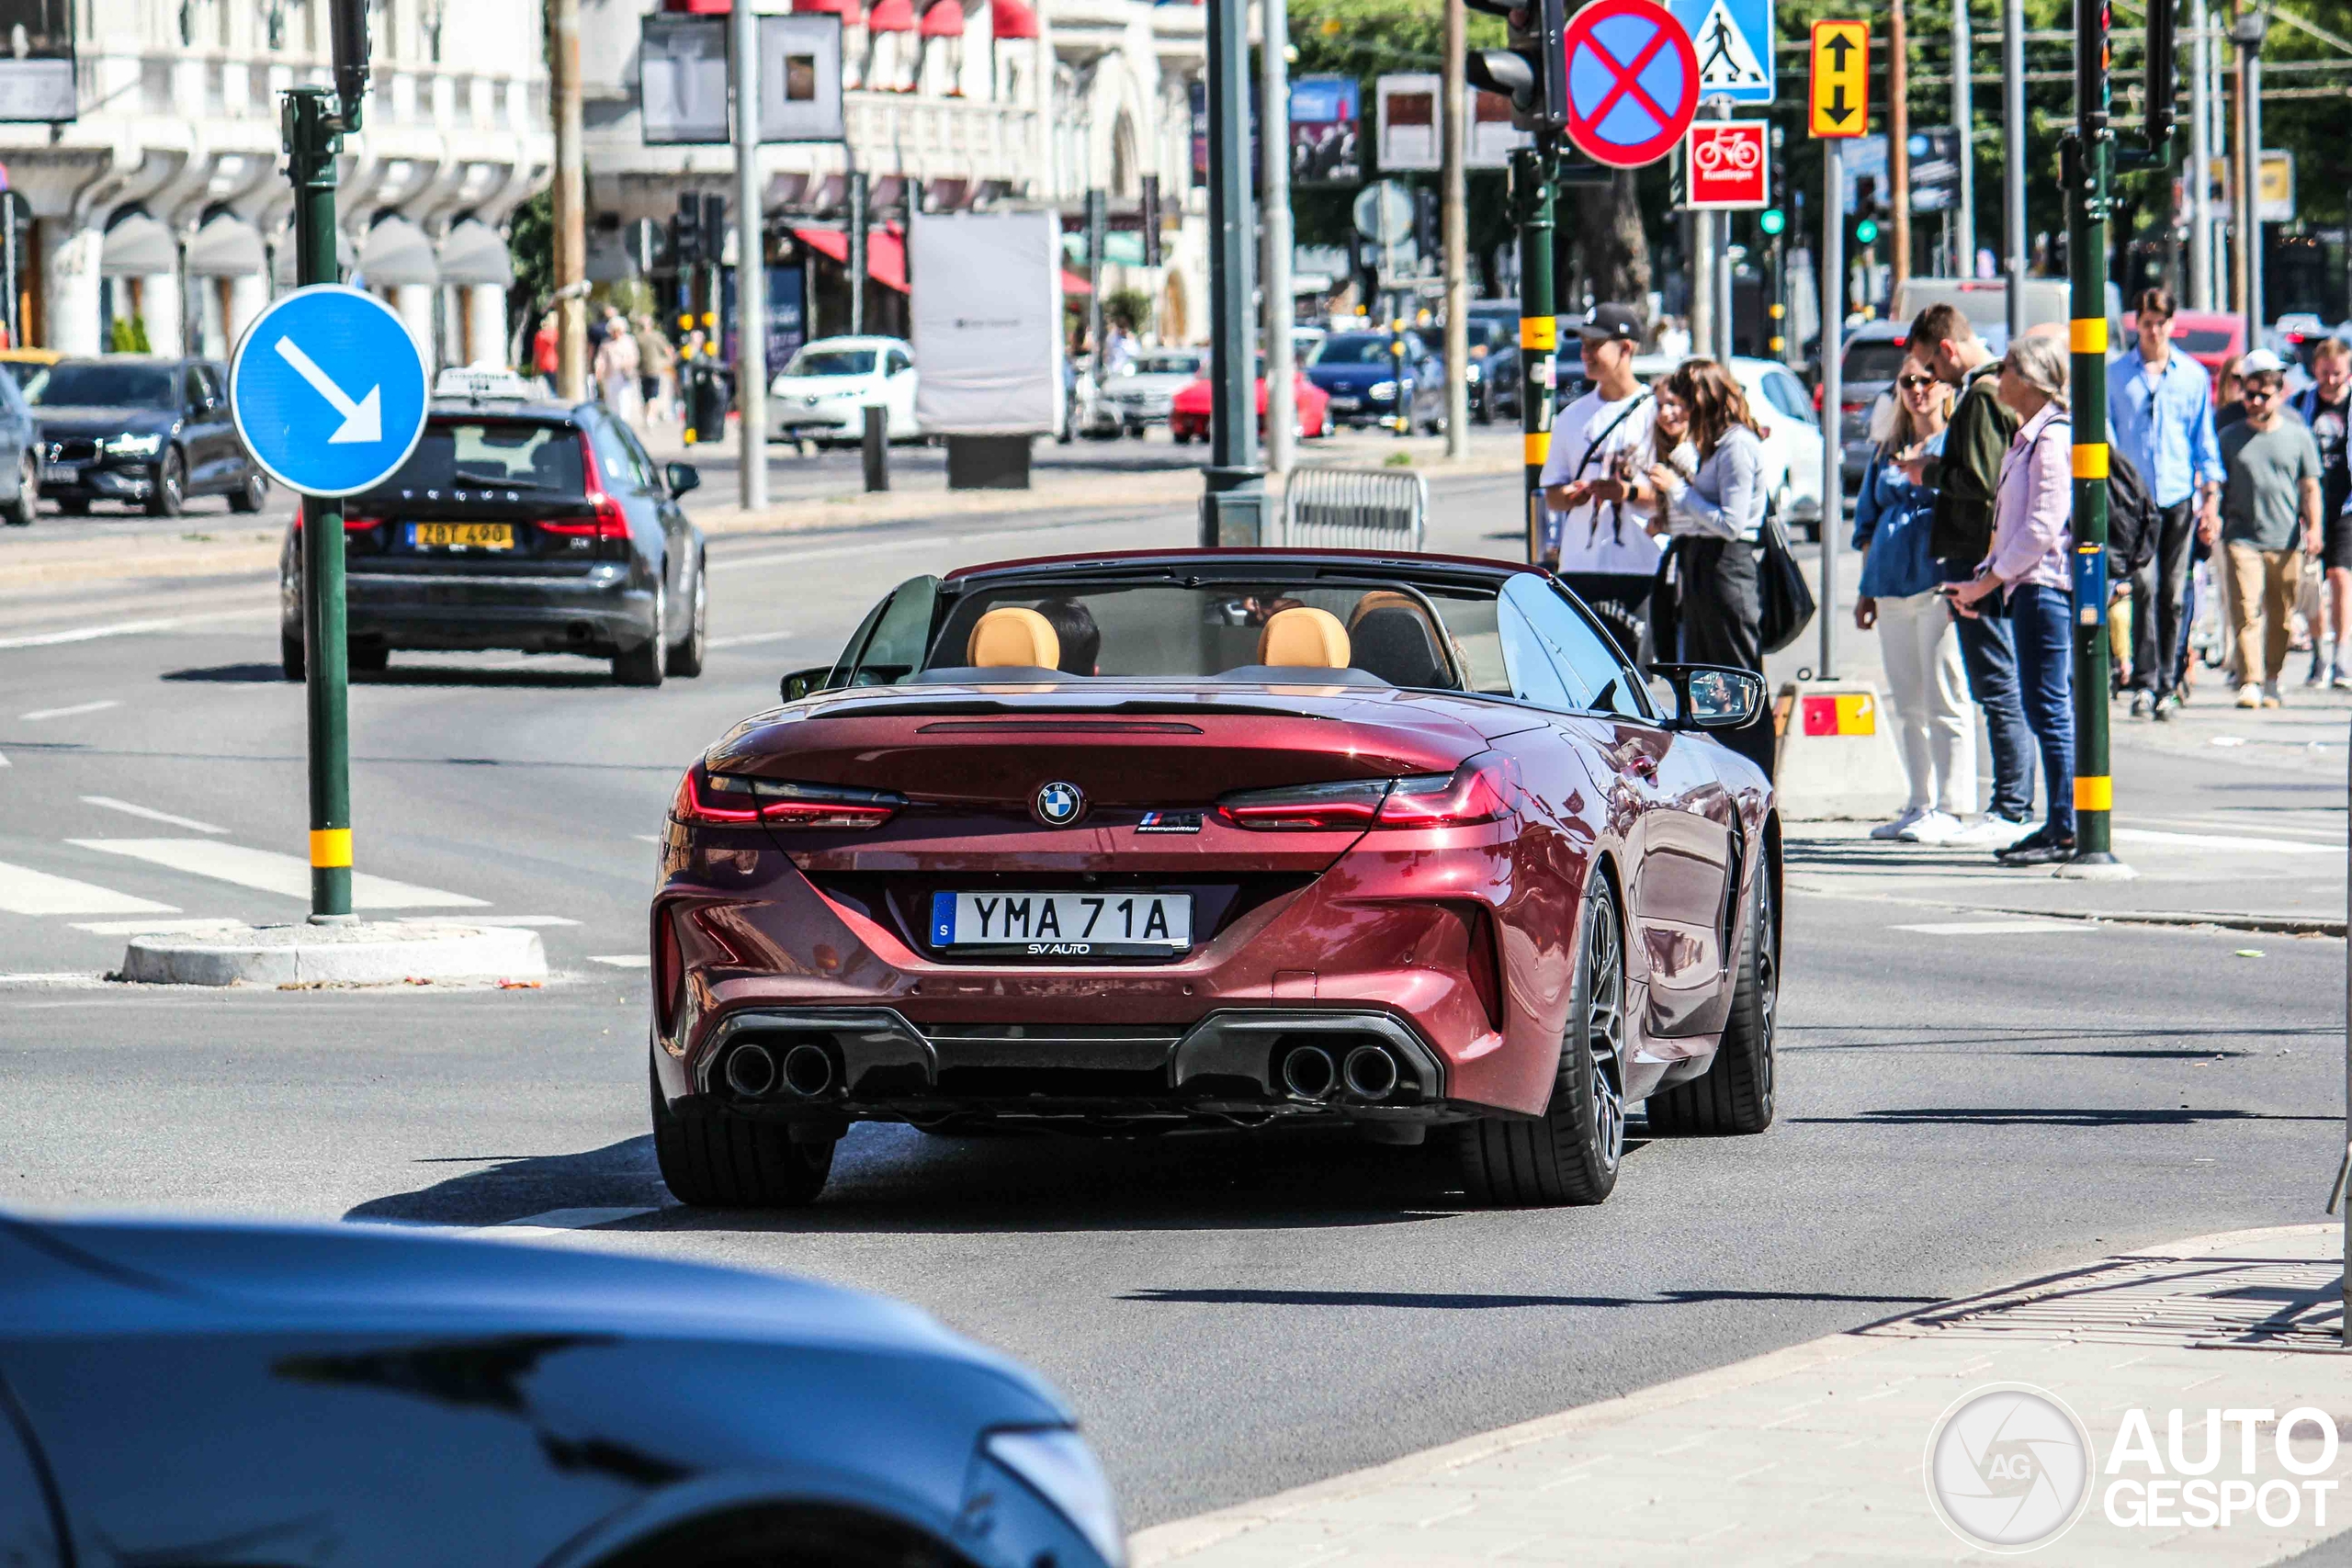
left=1538, top=302, right=1659, bottom=654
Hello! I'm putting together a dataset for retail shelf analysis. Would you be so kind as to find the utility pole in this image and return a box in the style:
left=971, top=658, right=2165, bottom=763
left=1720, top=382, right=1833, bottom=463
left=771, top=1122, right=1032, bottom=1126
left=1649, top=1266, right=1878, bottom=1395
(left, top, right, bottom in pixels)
left=1442, top=0, right=1469, bottom=461
left=2188, top=0, right=2211, bottom=308
left=1819, top=135, right=1843, bottom=679
left=1713, top=103, right=1732, bottom=362
left=1514, top=144, right=1555, bottom=562
left=1261, top=0, right=1296, bottom=476
left=848, top=170, right=868, bottom=337
left=1950, top=0, right=1973, bottom=276
left=732, top=0, right=766, bottom=513
left=2231, top=9, right=2266, bottom=346
left=1201, top=0, right=1264, bottom=543
left=1889, top=0, right=1910, bottom=303
left=2064, top=0, right=2172, bottom=877
left=550, top=0, right=586, bottom=400
left=2002, top=0, right=2026, bottom=342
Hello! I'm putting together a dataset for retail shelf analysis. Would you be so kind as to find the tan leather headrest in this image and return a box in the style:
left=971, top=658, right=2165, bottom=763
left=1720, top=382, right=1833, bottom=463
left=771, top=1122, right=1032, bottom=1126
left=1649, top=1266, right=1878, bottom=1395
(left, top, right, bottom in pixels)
left=1348, top=591, right=1422, bottom=629
left=967, top=606, right=1060, bottom=670
left=1257, top=606, right=1351, bottom=669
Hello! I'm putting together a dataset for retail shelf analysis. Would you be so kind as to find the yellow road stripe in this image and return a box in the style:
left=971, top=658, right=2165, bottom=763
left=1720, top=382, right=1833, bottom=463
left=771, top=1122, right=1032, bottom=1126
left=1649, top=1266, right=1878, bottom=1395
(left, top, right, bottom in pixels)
left=1524, top=431, right=1550, bottom=465
left=2072, top=443, right=2109, bottom=479
left=309, top=828, right=352, bottom=868
left=1520, top=316, right=1555, bottom=351
left=2071, top=318, right=2108, bottom=354
left=2073, top=775, right=2112, bottom=811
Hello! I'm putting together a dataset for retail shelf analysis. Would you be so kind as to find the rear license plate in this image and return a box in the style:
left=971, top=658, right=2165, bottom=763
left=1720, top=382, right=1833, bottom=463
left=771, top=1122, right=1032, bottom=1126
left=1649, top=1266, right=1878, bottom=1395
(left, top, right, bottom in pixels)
left=1330, top=396, right=1360, bottom=410
left=39, top=464, right=78, bottom=485
left=930, top=891, right=1193, bottom=957
left=411, top=522, right=514, bottom=550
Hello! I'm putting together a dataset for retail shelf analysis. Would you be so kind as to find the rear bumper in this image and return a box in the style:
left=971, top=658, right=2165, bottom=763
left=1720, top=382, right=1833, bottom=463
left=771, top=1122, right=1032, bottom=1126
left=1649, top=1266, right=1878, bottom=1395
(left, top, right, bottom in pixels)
left=770, top=406, right=869, bottom=439
left=282, top=565, right=659, bottom=656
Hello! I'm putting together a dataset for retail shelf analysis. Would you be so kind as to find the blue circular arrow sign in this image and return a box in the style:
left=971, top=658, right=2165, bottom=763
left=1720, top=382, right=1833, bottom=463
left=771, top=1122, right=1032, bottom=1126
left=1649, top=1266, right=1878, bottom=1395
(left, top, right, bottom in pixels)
left=228, top=286, right=430, bottom=498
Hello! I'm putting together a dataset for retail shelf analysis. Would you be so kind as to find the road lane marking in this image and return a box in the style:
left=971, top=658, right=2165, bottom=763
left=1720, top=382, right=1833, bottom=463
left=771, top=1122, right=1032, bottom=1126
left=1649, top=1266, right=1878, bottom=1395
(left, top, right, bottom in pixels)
left=2112, top=827, right=2334, bottom=854
left=398, top=914, right=581, bottom=927
left=491, top=1207, right=659, bottom=1232
left=0, top=609, right=270, bottom=650
left=19, top=700, right=120, bottom=722
left=0, top=861, right=177, bottom=915
left=587, top=954, right=650, bottom=967
left=707, top=629, right=800, bottom=649
left=66, top=840, right=489, bottom=908
left=1893, top=920, right=2094, bottom=935
left=0, top=972, right=108, bottom=987
left=715, top=516, right=1155, bottom=574
left=634, top=834, right=662, bottom=843
left=70, top=918, right=244, bottom=934
left=80, top=796, right=230, bottom=833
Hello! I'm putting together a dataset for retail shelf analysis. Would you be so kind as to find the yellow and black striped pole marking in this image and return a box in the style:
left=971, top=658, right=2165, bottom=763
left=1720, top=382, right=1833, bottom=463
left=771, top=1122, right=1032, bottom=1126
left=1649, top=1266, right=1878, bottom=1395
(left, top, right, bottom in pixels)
left=1514, top=143, right=1556, bottom=567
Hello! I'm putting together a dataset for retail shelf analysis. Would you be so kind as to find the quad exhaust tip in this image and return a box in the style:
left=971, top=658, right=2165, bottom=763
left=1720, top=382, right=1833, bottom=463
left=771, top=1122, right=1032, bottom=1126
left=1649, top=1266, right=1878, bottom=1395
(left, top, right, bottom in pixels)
left=1279, top=1041, right=1407, bottom=1103
left=1279, top=1043, right=1337, bottom=1100
left=722, top=1041, right=778, bottom=1098
left=780, top=1042, right=835, bottom=1098
left=1342, top=1044, right=1400, bottom=1101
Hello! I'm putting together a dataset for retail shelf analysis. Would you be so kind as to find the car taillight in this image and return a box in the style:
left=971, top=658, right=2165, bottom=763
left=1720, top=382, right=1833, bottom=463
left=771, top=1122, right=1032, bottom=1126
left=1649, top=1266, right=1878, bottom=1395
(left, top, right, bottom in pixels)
left=1219, top=755, right=1517, bottom=831
left=537, top=504, right=628, bottom=543
left=290, top=513, right=384, bottom=533
left=672, top=769, right=903, bottom=829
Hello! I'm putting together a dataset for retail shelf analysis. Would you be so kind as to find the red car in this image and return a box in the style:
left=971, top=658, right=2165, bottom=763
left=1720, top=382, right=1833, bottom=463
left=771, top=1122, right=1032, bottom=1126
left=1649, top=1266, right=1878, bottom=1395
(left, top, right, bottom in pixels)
left=2122, top=310, right=2245, bottom=396
left=650, top=550, right=1780, bottom=1210
left=1169, top=366, right=1332, bottom=443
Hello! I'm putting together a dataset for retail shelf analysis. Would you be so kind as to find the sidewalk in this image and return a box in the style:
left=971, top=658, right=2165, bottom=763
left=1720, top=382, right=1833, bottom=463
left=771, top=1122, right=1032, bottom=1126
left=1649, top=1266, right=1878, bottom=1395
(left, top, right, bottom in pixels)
left=1131, top=1225, right=2352, bottom=1566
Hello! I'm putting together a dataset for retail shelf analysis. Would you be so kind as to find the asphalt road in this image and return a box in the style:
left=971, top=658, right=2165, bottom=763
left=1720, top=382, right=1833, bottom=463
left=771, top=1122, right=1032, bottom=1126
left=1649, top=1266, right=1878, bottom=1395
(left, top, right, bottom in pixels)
left=2, top=470, right=2346, bottom=1529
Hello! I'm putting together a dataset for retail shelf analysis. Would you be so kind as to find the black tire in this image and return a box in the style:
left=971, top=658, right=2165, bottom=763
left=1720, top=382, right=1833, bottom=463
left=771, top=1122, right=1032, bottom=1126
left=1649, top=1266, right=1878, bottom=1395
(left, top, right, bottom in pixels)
left=651, top=1055, right=834, bottom=1207
left=58, top=496, right=89, bottom=516
left=1456, top=877, right=1627, bottom=1207
left=281, top=631, right=305, bottom=682
left=228, top=467, right=267, bottom=513
left=666, top=560, right=707, bottom=678
left=146, top=449, right=185, bottom=517
left=613, top=585, right=667, bottom=687
left=1645, top=863, right=1778, bottom=1136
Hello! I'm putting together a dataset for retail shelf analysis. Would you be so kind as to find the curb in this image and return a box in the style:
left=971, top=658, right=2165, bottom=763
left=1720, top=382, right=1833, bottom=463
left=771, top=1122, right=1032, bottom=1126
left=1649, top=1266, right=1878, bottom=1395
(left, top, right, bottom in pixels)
left=1987, top=906, right=2347, bottom=938
left=118, top=922, right=548, bottom=987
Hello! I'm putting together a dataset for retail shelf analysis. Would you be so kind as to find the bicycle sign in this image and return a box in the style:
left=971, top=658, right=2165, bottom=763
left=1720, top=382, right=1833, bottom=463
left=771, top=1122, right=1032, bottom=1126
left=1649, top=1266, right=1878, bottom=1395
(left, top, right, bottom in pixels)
left=1685, top=120, right=1770, bottom=208
left=1560, top=0, right=1700, bottom=170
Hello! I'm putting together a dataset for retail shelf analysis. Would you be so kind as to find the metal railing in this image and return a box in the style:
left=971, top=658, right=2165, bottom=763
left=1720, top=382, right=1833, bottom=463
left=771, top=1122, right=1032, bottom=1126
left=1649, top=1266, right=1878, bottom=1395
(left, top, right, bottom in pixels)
left=1278, top=466, right=1428, bottom=553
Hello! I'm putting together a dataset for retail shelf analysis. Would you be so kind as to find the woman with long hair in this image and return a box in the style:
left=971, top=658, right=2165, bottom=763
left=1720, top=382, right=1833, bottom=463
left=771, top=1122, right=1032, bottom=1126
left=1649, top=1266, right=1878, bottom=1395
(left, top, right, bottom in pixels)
left=1645, top=358, right=1773, bottom=774
left=1947, top=334, right=2077, bottom=865
left=1853, top=354, right=1977, bottom=842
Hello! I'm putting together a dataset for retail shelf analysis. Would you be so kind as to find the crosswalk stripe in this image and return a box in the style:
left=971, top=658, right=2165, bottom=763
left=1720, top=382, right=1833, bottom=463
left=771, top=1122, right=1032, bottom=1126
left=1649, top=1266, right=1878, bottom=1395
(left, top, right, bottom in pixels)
left=0, top=860, right=177, bottom=916
left=80, top=796, right=230, bottom=833
left=0, top=608, right=270, bottom=650
left=67, top=839, right=489, bottom=908
left=70, top=917, right=243, bottom=935
left=20, top=699, right=120, bottom=722
left=398, top=914, right=580, bottom=927
left=2112, top=827, right=2333, bottom=855
left=588, top=954, right=650, bottom=967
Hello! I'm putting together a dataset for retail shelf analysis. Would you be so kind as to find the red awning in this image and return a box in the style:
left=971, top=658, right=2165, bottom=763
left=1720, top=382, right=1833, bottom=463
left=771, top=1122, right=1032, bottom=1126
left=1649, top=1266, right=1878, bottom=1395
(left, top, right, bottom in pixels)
left=919, top=0, right=965, bottom=36
left=989, top=0, right=1038, bottom=37
left=790, top=225, right=850, bottom=264
left=866, top=0, right=916, bottom=28
left=866, top=227, right=910, bottom=293
left=1061, top=269, right=1092, bottom=296
left=794, top=0, right=864, bottom=23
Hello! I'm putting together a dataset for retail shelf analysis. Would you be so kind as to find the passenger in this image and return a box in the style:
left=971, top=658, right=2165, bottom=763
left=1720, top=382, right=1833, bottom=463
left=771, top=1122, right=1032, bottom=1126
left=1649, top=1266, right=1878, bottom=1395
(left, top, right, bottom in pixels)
left=1034, top=598, right=1102, bottom=676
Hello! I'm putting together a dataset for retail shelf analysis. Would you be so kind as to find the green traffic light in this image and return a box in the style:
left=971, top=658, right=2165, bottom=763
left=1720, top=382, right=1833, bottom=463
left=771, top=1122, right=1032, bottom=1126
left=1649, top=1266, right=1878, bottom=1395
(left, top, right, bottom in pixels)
left=1855, top=218, right=1880, bottom=244
left=1758, top=209, right=1785, bottom=236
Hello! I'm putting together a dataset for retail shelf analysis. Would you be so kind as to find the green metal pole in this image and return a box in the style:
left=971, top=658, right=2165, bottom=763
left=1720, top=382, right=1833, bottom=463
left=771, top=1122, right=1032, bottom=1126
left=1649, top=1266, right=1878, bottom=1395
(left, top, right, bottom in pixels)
left=1517, top=139, right=1556, bottom=565
left=285, top=86, right=354, bottom=920
left=2067, top=0, right=2120, bottom=868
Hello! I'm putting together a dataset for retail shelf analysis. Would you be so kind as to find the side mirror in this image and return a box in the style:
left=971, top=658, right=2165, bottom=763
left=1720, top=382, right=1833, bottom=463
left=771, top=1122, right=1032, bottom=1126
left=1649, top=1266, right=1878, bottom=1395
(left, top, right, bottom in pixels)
left=779, top=664, right=832, bottom=704
left=1652, top=663, right=1766, bottom=730
left=665, top=461, right=700, bottom=496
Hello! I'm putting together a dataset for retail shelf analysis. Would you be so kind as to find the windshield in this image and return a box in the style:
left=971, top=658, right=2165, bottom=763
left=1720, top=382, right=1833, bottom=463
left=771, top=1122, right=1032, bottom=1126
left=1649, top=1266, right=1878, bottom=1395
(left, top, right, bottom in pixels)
left=1841, top=341, right=1912, bottom=384
left=1135, top=353, right=1203, bottom=377
left=2177, top=329, right=2236, bottom=355
left=1315, top=335, right=1399, bottom=366
left=363, top=421, right=584, bottom=495
left=786, top=348, right=877, bottom=378
left=29, top=362, right=176, bottom=407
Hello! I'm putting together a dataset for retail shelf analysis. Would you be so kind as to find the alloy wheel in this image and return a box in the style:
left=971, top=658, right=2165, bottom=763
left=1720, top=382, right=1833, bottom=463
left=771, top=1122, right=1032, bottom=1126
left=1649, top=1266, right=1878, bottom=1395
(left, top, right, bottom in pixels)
left=1586, top=901, right=1627, bottom=1170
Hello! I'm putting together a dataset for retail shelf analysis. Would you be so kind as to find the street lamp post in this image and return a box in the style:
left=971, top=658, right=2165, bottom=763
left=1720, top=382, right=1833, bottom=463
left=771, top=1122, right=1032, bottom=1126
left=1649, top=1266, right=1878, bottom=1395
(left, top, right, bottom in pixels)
left=2229, top=10, right=2267, bottom=350
left=1200, top=0, right=1265, bottom=544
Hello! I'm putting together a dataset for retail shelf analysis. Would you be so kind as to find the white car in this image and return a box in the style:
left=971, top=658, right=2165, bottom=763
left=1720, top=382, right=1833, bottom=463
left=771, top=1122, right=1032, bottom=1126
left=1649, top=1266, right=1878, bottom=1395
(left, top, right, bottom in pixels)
left=768, top=335, right=917, bottom=446
left=1631, top=353, right=1825, bottom=536
left=1090, top=348, right=1205, bottom=436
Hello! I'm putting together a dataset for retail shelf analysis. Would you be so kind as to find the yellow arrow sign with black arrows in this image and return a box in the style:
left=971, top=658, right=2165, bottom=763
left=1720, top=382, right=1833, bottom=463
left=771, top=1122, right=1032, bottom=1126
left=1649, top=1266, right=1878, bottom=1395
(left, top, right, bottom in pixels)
left=1808, top=21, right=1869, bottom=138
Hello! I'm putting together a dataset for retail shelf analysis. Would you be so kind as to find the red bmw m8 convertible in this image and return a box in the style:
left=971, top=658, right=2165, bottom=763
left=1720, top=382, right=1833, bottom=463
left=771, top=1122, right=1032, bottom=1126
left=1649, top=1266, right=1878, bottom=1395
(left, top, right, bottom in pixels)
left=650, top=548, right=1781, bottom=1209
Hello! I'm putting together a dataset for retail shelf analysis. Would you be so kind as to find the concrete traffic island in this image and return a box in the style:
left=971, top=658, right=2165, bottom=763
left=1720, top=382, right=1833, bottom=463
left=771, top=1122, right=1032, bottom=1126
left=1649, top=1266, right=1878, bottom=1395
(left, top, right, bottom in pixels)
left=117, top=922, right=548, bottom=987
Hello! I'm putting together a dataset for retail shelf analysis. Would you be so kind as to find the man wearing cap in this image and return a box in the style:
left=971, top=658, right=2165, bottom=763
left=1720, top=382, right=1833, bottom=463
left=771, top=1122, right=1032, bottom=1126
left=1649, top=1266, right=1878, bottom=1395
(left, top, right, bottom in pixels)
left=2207, top=347, right=2323, bottom=708
left=1539, top=304, right=1659, bottom=657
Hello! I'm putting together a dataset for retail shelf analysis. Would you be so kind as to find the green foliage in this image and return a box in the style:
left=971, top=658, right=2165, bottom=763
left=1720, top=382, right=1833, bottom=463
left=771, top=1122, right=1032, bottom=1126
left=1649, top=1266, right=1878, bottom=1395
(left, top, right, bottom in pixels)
left=1105, top=287, right=1155, bottom=334
left=509, top=187, right=554, bottom=319
left=108, top=314, right=150, bottom=354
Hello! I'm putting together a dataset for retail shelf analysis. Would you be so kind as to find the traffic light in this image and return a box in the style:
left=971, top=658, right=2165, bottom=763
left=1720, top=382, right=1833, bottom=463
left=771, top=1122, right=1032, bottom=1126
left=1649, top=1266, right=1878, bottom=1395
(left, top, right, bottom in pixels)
left=1855, top=217, right=1880, bottom=245
left=1758, top=208, right=1785, bottom=236
left=1852, top=174, right=1881, bottom=247
left=1140, top=175, right=1163, bottom=268
left=1464, top=0, right=1569, bottom=132
left=1413, top=186, right=1439, bottom=265
left=673, top=190, right=700, bottom=268
left=702, top=194, right=727, bottom=263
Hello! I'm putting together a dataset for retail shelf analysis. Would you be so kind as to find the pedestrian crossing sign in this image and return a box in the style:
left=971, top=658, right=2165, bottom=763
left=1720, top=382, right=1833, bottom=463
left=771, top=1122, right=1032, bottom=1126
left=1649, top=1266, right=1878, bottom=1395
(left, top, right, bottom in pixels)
left=1670, top=0, right=1774, bottom=105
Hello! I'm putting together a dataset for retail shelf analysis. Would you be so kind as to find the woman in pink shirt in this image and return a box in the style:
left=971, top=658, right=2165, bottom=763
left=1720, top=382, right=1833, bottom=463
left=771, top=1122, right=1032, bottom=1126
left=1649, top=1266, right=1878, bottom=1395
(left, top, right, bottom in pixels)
left=1947, top=333, right=2075, bottom=865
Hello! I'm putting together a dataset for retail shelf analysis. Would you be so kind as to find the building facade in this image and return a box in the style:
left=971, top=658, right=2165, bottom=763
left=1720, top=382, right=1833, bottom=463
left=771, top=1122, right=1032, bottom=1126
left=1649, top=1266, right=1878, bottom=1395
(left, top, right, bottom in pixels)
left=0, top=0, right=549, bottom=365
left=580, top=0, right=1210, bottom=348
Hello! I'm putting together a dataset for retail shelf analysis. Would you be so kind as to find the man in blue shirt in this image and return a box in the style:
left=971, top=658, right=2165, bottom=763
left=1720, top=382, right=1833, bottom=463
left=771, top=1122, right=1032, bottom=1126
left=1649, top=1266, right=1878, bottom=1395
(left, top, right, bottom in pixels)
left=2109, top=288, right=2225, bottom=719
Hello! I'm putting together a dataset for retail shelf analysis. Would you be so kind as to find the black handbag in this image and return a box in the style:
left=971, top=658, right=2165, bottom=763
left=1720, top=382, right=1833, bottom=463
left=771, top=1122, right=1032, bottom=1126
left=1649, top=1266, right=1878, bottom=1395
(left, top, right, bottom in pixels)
left=1755, top=504, right=1816, bottom=656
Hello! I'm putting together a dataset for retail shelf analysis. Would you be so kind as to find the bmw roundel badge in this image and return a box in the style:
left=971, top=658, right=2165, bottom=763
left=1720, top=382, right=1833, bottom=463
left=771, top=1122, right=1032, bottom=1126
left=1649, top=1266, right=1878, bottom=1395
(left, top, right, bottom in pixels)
left=1033, top=780, right=1085, bottom=827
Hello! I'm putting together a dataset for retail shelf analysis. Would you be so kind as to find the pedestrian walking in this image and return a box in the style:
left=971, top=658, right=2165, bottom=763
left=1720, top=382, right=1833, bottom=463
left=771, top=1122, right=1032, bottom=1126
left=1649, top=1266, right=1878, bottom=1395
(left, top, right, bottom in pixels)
left=1947, top=335, right=2076, bottom=866
left=635, top=314, right=677, bottom=428
left=1648, top=357, right=1775, bottom=778
left=1539, top=303, right=1660, bottom=658
left=2209, top=348, right=2324, bottom=708
left=2289, top=336, right=2351, bottom=687
left=2215, top=355, right=2249, bottom=431
left=2109, top=289, right=2225, bottom=722
left=594, top=320, right=643, bottom=426
left=532, top=310, right=560, bottom=394
left=1853, top=353, right=1976, bottom=842
left=1906, top=301, right=2036, bottom=844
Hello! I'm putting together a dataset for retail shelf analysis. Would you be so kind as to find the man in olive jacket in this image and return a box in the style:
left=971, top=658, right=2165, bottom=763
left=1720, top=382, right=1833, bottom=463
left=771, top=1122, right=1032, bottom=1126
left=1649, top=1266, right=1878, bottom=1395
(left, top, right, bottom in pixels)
left=1906, top=302, right=2034, bottom=839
